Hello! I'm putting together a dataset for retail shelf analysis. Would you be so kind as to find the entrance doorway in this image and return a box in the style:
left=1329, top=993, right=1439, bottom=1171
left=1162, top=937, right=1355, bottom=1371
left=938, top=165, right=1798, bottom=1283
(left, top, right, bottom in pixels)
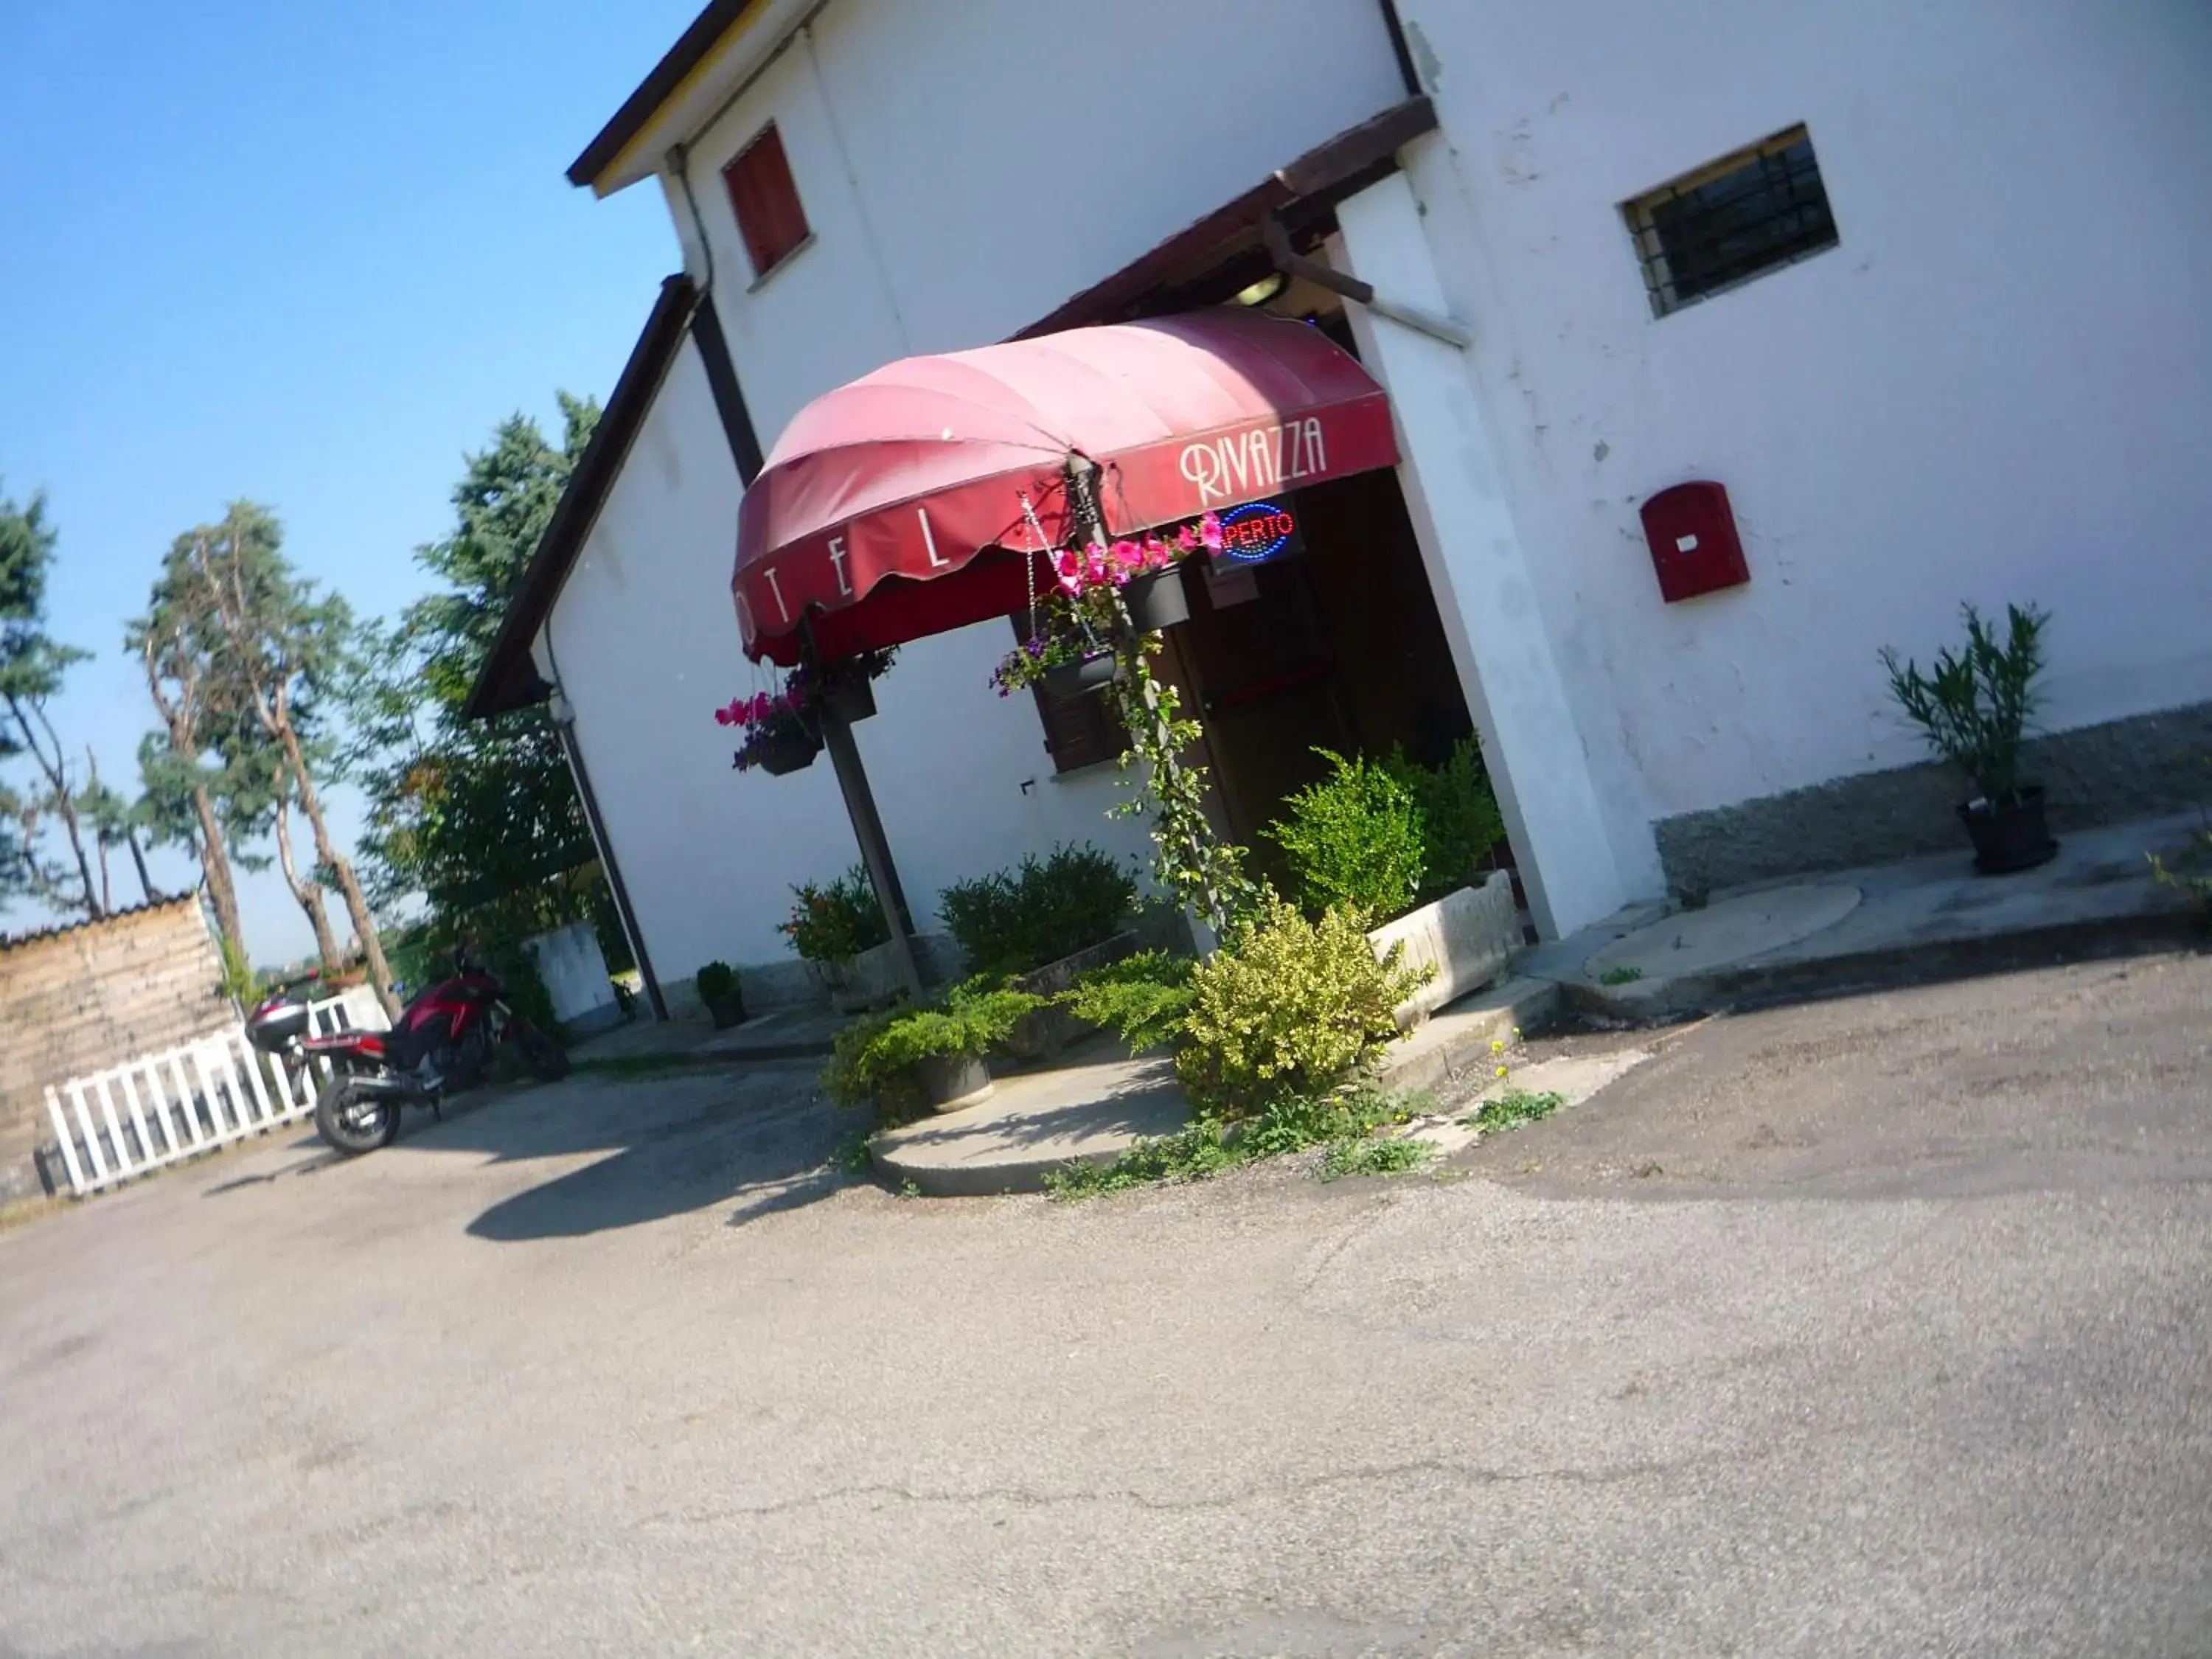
left=1148, top=307, right=1478, bottom=888
left=1159, top=463, right=1475, bottom=886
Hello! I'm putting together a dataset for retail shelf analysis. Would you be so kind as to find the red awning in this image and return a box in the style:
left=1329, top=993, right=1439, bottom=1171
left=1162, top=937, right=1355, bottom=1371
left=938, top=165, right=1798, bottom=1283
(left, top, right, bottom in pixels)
left=733, top=309, right=1398, bottom=663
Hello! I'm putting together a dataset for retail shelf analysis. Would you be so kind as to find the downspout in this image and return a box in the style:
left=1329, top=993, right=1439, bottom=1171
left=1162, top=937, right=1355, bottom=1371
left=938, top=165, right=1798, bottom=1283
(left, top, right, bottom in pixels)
left=1376, top=0, right=1424, bottom=98
left=667, top=142, right=766, bottom=484
left=543, top=640, right=667, bottom=1023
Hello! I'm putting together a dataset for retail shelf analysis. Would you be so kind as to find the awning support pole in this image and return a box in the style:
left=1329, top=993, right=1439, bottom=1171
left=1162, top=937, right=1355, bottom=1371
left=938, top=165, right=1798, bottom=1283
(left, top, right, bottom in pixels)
left=801, top=618, right=926, bottom=1006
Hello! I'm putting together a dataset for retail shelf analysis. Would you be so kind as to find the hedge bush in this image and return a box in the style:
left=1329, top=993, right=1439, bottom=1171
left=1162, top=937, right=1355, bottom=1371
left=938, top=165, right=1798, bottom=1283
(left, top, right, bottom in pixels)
left=938, top=843, right=1135, bottom=976
left=1264, top=749, right=1427, bottom=922
left=1174, top=894, right=1430, bottom=1119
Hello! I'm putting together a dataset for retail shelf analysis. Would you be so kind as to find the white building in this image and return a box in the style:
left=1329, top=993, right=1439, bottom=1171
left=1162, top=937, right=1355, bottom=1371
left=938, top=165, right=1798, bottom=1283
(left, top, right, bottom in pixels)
left=468, top=0, right=2212, bottom=1016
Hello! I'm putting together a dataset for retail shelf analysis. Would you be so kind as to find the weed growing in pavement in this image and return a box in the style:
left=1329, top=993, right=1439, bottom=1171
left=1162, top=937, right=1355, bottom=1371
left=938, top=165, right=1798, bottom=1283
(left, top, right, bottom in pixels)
left=2148, top=813, right=2212, bottom=922
left=1600, top=965, right=1644, bottom=986
left=898, top=1178, right=921, bottom=1199
left=1452, top=1028, right=1565, bottom=1135
left=1316, top=1136, right=1436, bottom=1181
left=831, top=1132, right=874, bottom=1177
left=1043, top=1082, right=1437, bottom=1200
left=1459, top=1088, right=1566, bottom=1133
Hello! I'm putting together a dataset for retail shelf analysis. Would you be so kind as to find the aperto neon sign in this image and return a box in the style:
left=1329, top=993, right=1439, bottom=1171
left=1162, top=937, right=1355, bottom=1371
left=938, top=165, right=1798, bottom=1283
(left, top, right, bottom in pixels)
left=1213, top=499, right=1303, bottom=565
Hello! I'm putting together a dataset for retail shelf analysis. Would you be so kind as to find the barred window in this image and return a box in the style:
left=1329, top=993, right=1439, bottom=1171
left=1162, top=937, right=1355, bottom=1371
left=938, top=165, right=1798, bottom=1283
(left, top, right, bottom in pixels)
left=1624, top=125, right=1837, bottom=317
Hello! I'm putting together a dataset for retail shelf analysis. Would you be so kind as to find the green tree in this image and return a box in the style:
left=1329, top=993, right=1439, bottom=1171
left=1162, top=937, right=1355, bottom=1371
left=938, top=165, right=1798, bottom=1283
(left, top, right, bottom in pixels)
left=132, top=590, right=253, bottom=957
left=1, top=485, right=113, bottom=920
left=144, top=503, right=392, bottom=1009
left=349, top=398, right=622, bottom=960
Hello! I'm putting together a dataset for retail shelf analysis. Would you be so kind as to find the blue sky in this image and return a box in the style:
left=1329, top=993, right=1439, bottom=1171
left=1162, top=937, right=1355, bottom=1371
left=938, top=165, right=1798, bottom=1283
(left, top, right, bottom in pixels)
left=0, top=0, right=700, bottom=964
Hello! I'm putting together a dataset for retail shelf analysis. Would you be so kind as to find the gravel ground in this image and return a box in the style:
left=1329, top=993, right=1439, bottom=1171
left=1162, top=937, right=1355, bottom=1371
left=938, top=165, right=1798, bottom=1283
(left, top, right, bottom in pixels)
left=1, top=951, right=2208, bottom=1657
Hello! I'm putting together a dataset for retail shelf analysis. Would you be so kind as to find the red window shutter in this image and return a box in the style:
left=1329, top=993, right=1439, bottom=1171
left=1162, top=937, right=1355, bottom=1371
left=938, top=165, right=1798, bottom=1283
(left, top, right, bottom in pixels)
left=1009, top=616, right=1128, bottom=773
left=723, top=124, right=810, bottom=277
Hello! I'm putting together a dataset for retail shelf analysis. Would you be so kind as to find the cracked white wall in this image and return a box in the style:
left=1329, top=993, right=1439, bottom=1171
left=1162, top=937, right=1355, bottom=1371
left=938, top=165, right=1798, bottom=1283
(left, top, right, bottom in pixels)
left=1393, top=0, right=2212, bottom=828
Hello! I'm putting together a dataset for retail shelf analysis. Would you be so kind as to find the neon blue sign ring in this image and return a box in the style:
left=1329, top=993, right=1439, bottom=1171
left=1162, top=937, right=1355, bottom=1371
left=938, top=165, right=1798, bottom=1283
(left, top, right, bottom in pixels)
left=1216, top=500, right=1298, bottom=564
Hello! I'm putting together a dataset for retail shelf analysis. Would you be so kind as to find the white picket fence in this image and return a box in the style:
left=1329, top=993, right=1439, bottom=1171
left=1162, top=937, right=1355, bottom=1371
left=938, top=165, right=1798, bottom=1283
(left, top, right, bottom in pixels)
left=44, top=987, right=391, bottom=1199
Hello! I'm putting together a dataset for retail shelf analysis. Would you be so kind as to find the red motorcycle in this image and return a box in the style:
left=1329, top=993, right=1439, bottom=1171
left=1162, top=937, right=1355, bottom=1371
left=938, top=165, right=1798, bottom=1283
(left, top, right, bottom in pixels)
left=247, top=955, right=569, bottom=1157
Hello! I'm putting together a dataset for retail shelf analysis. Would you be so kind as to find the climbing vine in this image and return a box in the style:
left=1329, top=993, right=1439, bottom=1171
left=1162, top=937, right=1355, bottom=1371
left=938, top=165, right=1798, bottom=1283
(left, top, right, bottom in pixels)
left=1101, top=601, right=1257, bottom=939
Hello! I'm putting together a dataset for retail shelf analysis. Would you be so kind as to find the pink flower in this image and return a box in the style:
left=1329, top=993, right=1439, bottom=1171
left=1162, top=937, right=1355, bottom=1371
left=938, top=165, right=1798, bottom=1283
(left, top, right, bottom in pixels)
left=1198, top=511, right=1225, bottom=554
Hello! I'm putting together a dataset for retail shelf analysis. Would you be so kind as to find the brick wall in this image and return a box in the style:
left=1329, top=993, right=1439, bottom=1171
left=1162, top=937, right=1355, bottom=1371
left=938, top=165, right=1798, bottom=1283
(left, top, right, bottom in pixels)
left=0, top=898, right=229, bottom=1189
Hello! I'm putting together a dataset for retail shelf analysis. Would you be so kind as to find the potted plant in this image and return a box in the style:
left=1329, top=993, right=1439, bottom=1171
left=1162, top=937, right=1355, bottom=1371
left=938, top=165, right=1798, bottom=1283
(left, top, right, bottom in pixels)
left=822, top=978, right=1046, bottom=1118
left=695, top=960, right=745, bottom=1029
left=1882, top=602, right=2056, bottom=874
left=991, top=627, right=1119, bottom=702
left=715, top=686, right=821, bottom=775
left=779, top=864, right=897, bottom=1007
left=1048, top=514, right=1223, bottom=633
left=815, top=647, right=897, bottom=724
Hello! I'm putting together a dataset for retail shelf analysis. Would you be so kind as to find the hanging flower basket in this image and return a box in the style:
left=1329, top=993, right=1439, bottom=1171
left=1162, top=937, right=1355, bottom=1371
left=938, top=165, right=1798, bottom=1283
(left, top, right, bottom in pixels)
left=815, top=646, right=895, bottom=725
left=1122, top=564, right=1190, bottom=631
left=717, top=686, right=821, bottom=775
left=754, top=726, right=823, bottom=775
left=824, top=679, right=877, bottom=723
left=1043, top=650, right=1121, bottom=700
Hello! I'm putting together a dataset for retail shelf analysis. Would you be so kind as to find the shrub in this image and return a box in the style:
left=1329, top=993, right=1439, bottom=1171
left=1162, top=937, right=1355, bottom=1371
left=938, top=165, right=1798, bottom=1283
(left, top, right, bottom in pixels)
left=938, top=843, right=1136, bottom=976
left=1175, top=895, right=1430, bottom=1119
left=2149, top=827, right=2212, bottom=922
left=821, top=977, right=1046, bottom=1116
left=1384, top=737, right=1506, bottom=900
left=780, top=864, right=892, bottom=963
left=1264, top=750, right=1426, bottom=922
left=695, top=961, right=738, bottom=1002
left=1881, top=602, right=2050, bottom=804
left=1057, top=950, right=1197, bottom=1052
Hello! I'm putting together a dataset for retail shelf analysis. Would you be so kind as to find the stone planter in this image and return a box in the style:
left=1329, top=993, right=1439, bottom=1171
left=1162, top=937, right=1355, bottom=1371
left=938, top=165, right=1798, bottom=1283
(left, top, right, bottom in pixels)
left=810, top=932, right=964, bottom=1012
left=1004, top=930, right=1140, bottom=1061
left=1366, top=870, right=1521, bottom=1029
left=915, top=1053, right=995, bottom=1113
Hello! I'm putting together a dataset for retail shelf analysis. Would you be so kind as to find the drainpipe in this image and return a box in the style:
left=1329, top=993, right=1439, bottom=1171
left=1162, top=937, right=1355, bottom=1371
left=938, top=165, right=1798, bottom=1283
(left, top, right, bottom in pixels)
left=546, top=677, right=667, bottom=1023
left=1376, top=0, right=1424, bottom=98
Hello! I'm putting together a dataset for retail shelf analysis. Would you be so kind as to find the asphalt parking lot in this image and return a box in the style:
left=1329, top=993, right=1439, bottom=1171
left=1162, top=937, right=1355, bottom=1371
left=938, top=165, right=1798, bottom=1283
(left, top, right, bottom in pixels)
left=4, top=950, right=2208, bottom=1657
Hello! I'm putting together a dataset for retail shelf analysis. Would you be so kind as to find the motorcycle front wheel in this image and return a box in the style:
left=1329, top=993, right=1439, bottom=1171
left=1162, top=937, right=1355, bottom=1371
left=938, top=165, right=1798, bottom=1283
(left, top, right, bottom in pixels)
left=314, top=1079, right=400, bottom=1157
left=507, top=1018, right=571, bottom=1082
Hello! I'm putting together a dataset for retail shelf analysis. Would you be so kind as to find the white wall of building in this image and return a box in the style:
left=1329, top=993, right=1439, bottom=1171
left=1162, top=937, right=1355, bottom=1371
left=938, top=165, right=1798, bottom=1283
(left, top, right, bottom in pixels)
left=543, top=339, right=1152, bottom=981
left=1391, top=0, right=2212, bottom=832
left=660, top=0, right=1409, bottom=438
left=568, top=0, right=2212, bottom=959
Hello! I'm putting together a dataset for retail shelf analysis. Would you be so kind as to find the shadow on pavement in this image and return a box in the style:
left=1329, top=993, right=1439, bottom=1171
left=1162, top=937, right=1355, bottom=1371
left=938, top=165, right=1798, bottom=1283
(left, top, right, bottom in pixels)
left=446, top=1062, right=857, bottom=1242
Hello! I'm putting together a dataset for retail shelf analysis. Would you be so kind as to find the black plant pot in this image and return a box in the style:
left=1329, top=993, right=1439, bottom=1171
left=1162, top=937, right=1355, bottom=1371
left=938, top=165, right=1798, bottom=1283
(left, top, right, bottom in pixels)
left=1958, top=785, right=2059, bottom=874
left=754, top=728, right=822, bottom=776
left=824, top=679, right=876, bottom=723
left=914, top=1052, right=994, bottom=1112
left=1042, top=652, right=1120, bottom=701
left=704, top=991, right=747, bottom=1030
left=1123, top=564, right=1191, bottom=631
